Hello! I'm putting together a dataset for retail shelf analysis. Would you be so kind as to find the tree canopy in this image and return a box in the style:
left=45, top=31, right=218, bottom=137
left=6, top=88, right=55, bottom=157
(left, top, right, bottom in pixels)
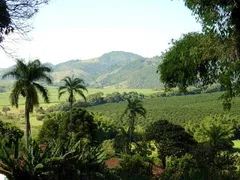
left=183, top=0, right=240, bottom=41
left=0, top=0, right=50, bottom=45
left=158, top=32, right=222, bottom=92
left=146, top=120, right=196, bottom=168
left=158, top=31, right=240, bottom=109
left=158, top=1, right=240, bottom=109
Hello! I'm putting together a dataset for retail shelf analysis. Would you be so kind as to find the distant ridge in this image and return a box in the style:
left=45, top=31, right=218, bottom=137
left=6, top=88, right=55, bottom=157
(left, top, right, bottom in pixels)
left=0, top=51, right=163, bottom=89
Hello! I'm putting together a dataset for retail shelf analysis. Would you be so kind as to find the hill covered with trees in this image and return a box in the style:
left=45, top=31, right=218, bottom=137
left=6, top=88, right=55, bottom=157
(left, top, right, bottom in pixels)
left=0, top=51, right=163, bottom=89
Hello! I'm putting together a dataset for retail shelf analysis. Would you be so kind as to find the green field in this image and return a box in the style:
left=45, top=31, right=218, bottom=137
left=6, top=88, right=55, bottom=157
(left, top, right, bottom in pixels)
left=0, top=86, right=162, bottom=136
left=0, top=86, right=162, bottom=107
left=1, top=86, right=240, bottom=137
left=87, top=92, right=240, bottom=126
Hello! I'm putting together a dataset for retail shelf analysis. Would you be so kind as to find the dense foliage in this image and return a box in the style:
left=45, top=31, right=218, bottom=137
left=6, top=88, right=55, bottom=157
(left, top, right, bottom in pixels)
left=159, top=0, right=240, bottom=109
left=146, top=120, right=196, bottom=169
left=158, top=33, right=221, bottom=92
left=2, top=1, right=240, bottom=179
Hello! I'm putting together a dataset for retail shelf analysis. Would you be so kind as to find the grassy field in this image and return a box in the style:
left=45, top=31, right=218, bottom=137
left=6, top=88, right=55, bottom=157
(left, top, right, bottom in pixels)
left=0, top=86, right=162, bottom=107
left=87, top=92, right=240, bottom=126
left=1, top=86, right=240, bottom=138
left=0, top=86, right=162, bottom=137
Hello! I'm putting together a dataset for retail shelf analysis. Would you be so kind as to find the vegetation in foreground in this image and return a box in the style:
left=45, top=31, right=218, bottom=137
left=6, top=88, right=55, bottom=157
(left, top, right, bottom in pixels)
left=1, top=0, right=240, bottom=179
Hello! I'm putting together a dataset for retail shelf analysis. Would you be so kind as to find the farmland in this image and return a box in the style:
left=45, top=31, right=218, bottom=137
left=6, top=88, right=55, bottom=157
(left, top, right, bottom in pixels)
left=87, top=92, right=240, bottom=126
left=1, top=85, right=240, bottom=138
left=0, top=86, right=162, bottom=137
left=0, top=85, right=161, bottom=106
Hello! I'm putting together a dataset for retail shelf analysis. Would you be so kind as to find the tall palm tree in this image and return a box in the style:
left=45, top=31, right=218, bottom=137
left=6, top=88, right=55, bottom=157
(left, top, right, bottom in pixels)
left=2, top=59, right=52, bottom=148
left=58, top=76, right=87, bottom=121
left=121, top=97, right=146, bottom=154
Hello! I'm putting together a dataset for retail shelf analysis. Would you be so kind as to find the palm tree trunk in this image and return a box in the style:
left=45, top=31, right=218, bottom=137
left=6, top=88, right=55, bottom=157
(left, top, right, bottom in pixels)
left=69, top=93, right=73, bottom=122
left=70, top=101, right=73, bottom=120
left=69, top=101, right=74, bottom=140
left=25, top=102, right=30, bottom=148
left=129, top=125, right=132, bottom=154
left=129, top=115, right=135, bottom=155
left=14, top=140, right=19, bottom=159
left=161, top=156, right=167, bottom=169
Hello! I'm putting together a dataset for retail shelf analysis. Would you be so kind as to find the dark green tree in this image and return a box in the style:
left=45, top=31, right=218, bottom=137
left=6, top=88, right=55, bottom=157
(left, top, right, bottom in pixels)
left=158, top=32, right=221, bottom=93
left=38, top=108, right=99, bottom=145
left=158, top=32, right=240, bottom=110
left=146, top=120, right=196, bottom=169
left=113, top=127, right=130, bottom=154
left=163, top=1, right=240, bottom=109
left=182, top=0, right=240, bottom=48
left=121, top=97, right=146, bottom=154
left=0, top=121, right=24, bottom=159
left=58, top=76, right=87, bottom=121
left=193, top=116, right=234, bottom=157
left=2, top=59, right=52, bottom=148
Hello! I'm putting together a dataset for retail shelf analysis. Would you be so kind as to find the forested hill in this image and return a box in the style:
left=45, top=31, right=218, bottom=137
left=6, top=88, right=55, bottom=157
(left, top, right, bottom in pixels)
left=0, top=51, right=164, bottom=89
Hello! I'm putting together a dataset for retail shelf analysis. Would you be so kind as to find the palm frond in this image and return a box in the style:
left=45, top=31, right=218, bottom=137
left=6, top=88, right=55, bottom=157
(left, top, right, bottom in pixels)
left=74, top=89, right=87, bottom=101
left=33, top=83, right=50, bottom=103
left=59, top=76, right=87, bottom=104
left=27, top=85, right=39, bottom=112
left=9, top=80, right=25, bottom=107
left=58, top=91, right=67, bottom=100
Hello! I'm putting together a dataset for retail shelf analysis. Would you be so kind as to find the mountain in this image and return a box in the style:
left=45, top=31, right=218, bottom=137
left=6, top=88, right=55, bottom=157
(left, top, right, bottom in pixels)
left=0, top=51, right=163, bottom=89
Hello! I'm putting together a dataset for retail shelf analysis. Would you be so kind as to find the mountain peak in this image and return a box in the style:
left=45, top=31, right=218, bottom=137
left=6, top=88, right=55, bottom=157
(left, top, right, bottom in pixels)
left=99, top=51, right=144, bottom=66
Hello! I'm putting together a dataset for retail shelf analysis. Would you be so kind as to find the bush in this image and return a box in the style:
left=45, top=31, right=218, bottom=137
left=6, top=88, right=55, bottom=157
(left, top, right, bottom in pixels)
left=35, top=107, right=45, bottom=114
left=2, top=106, right=10, bottom=115
left=117, top=154, right=152, bottom=180
left=160, top=154, right=198, bottom=180
left=36, top=115, right=45, bottom=121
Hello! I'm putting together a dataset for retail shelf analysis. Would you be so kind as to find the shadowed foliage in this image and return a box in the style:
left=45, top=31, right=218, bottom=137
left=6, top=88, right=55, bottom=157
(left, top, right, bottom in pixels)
left=121, top=97, right=146, bottom=154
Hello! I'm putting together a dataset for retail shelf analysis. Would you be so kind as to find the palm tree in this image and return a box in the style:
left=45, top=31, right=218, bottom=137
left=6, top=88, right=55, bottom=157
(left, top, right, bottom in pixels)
left=121, top=97, right=146, bottom=154
left=2, top=59, right=52, bottom=148
left=58, top=76, right=87, bottom=121
left=196, top=123, right=234, bottom=152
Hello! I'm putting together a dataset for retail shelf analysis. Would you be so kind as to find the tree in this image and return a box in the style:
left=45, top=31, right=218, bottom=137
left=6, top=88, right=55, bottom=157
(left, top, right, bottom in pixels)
left=2, top=106, right=10, bottom=115
left=38, top=108, right=99, bottom=145
left=182, top=0, right=240, bottom=52
left=0, top=0, right=50, bottom=50
left=0, top=121, right=24, bottom=159
left=158, top=32, right=240, bottom=110
left=158, top=32, right=221, bottom=93
left=146, top=120, right=196, bottom=169
left=58, top=76, right=87, bottom=122
left=2, top=59, right=52, bottom=148
left=113, top=127, right=130, bottom=154
left=121, top=97, right=146, bottom=154
left=194, top=116, right=234, bottom=153
left=165, top=0, right=240, bottom=109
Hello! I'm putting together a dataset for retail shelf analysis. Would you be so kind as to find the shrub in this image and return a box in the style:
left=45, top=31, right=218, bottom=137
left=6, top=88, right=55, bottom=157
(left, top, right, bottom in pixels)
left=117, top=154, right=152, bottom=180
left=36, top=115, right=45, bottom=121
left=2, top=106, right=10, bottom=115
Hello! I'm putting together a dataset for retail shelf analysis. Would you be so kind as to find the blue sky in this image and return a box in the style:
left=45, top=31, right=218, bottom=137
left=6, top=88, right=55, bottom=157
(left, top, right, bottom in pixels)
left=0, top=0, right=202, bottom=67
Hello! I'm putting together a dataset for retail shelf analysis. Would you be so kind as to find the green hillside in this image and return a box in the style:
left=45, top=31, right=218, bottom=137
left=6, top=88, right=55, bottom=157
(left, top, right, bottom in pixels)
left=0, top=51, right=163, bottom=89
left=52, top=51, right=163, bottom=88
